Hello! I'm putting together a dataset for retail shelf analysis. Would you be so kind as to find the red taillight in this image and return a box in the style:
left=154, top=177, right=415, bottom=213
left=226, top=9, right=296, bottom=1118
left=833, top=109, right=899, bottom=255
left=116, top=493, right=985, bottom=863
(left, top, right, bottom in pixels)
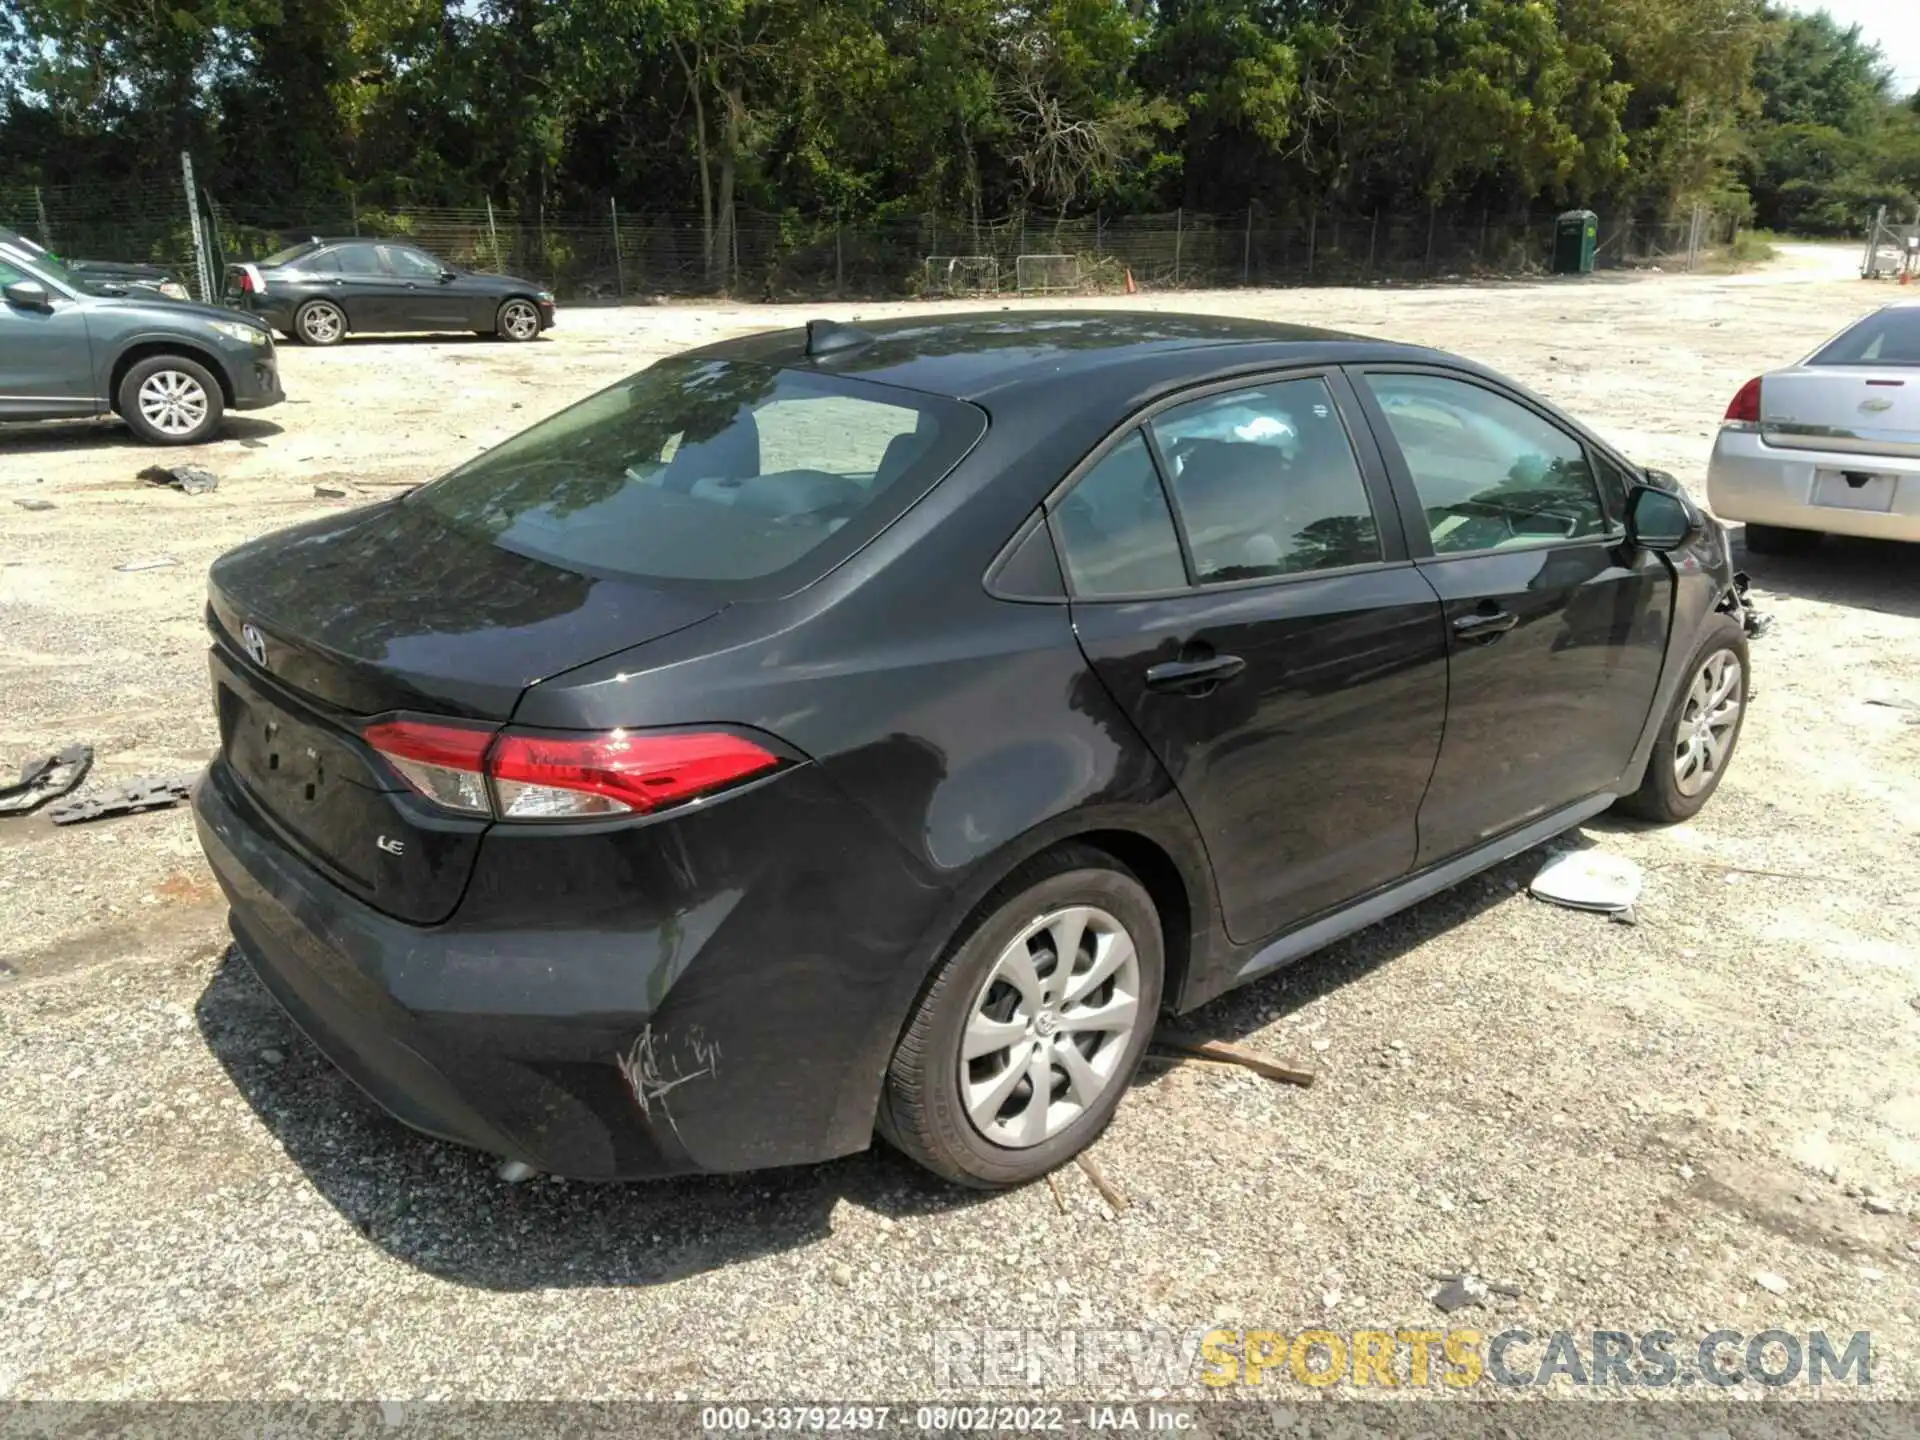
left=363, top=720, right=783, bottom=821
left=1725, top=376, right=1762, bottom=424
left=489, top=730, right=781, bottom=819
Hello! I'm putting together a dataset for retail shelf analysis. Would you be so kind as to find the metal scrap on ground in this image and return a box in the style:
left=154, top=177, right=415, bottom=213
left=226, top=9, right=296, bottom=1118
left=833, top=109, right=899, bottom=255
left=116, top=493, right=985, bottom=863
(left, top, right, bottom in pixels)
left=1430, top=1271, right=1523, bottom=1314
left=139, top=464, right=218, bottom=496
left=1151, top=1031, right=1317, bottom=1087
left=47, top=774, right=197, bottom=826
left=0, top=745, right=94, bottom=817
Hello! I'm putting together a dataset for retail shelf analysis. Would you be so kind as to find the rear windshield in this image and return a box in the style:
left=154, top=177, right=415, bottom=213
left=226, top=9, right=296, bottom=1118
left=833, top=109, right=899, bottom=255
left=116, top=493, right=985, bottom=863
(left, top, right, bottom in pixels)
left=407, top=359, right=986, bottom=591
left=1810, top=308, right=1920, bottom=367
left=260, top=242, right=318, bottom=267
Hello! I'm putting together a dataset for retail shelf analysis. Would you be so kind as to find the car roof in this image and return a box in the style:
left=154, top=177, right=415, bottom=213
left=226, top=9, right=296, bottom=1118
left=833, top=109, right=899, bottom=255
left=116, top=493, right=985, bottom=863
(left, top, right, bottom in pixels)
left=683, top=310, right=1463, bottom=402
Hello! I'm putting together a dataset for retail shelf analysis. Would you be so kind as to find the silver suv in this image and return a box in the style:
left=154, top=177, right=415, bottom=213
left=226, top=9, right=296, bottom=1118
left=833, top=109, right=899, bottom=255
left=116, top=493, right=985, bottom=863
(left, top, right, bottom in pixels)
left=0, top=227, right=283, bottom=445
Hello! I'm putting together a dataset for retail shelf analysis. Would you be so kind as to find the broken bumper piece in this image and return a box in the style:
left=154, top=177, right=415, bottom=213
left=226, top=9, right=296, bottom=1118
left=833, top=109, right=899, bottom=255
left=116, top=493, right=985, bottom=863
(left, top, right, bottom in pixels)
left=0, top=745, right=93, bottom=817
left=48, top=773, right=196, bottom=826
left=1727, top=571, right=1774, bottom=641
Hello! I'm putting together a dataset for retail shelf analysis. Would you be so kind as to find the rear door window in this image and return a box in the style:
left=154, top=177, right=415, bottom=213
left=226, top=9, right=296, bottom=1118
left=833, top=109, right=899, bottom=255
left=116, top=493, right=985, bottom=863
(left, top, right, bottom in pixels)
left=1148, top=378, right=1381, bottom=581
left=332, top=245, right=386, bottom=277
left=408, top=360, right=985, bottom=594
left=300, top=249, right=340, bottom=275
left=1051, top=433, right=1188, bottom=596
left=381, top=246, right=444, bottom=280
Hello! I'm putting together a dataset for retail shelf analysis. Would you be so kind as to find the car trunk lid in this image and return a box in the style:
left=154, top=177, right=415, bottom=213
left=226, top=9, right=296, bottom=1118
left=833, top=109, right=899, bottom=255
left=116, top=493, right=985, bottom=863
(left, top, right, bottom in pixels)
left=206, top=500, right=722, bottom=923
left=1761, top=369, right=1920, bottom=459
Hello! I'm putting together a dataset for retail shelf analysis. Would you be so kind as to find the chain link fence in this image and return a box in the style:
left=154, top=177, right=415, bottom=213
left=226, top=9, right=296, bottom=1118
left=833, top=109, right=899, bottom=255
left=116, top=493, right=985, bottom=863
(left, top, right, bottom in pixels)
left=1, top=169, right=1742, bottom=306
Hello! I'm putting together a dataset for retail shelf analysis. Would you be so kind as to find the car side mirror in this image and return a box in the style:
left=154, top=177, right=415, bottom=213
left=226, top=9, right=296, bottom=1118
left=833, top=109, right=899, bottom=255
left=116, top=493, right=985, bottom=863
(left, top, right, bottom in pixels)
left=3, top=280, right=51, bottom=311
left=1624, top=482, right=1697, bottom=552
left=439, top=270, right=458, bottom=283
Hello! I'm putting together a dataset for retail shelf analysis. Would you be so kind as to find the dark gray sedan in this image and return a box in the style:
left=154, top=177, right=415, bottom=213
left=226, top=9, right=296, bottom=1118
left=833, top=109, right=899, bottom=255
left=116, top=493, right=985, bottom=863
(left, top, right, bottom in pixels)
left=225, top=238, right=556, bottom=346
left=0, top=226, right=283, bottom=445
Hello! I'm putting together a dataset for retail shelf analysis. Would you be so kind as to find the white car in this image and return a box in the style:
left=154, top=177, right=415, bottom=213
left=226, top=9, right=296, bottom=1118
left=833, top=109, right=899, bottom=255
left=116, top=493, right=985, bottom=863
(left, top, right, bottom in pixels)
left=1707, top=303, right=1920, bottom=553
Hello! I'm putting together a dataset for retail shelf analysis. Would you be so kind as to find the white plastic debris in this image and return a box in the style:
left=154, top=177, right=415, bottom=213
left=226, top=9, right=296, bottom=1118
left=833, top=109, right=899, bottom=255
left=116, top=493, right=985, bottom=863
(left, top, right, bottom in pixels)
left=1529, top=850, right=1643, bottom=914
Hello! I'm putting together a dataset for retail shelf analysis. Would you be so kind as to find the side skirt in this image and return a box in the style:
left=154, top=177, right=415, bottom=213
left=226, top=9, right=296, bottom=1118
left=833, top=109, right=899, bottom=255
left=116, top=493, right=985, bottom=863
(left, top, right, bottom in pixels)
left=1229, top=792, right=1617, bottom=987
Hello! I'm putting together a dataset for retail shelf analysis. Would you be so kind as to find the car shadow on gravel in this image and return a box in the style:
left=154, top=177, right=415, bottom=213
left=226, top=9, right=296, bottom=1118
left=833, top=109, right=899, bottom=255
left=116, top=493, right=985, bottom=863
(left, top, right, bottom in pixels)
left=192, top=839, right=1570, bottom=1291
left=1736, top=532, right=1919, bottom=620
left=193, top=945, right=995, bottom=1291
left=1161, top=845, right=1559, bottom=1047
left=0, top=415, right=284, bottom=454
left=334, top=334, right=543, bottom=346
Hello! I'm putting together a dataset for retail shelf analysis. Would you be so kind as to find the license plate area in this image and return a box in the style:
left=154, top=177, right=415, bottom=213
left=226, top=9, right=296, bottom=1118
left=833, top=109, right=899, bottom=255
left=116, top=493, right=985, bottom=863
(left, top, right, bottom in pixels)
left=1813, top=469, right=1897, bottom=512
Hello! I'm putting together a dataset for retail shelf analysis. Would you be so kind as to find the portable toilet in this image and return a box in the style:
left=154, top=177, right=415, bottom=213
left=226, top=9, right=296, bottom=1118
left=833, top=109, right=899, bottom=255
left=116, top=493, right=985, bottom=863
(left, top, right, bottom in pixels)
left=1553, top=210, right=1599, bottom=275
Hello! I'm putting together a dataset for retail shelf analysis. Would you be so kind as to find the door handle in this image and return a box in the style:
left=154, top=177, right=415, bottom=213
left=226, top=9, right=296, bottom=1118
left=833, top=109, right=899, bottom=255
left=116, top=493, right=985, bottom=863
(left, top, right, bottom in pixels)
left=1145, top=653, right=1246, bottom=694
left=1452, top=609, right=1518, bottom=643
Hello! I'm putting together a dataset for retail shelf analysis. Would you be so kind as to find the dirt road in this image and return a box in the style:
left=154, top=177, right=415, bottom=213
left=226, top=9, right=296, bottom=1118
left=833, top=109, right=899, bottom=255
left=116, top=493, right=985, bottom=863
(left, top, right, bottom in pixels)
left=2, top=251, right=1916, bottom=1401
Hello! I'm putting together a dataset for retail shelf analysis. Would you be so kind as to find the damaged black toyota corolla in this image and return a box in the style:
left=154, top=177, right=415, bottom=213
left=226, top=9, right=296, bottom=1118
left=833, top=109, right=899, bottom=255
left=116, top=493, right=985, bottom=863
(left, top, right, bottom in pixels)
left=194, top=313, right=1755, bottom=1187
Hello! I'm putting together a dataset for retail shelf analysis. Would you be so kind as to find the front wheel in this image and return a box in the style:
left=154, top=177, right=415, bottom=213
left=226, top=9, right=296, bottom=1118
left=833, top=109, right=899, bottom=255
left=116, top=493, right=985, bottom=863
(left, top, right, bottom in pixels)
left=495, top=298, right=543, bottom=342
left=1615, top=614, right=1749, bottom=823
left=879, top=846, right=1163, bottom=1188
left=118, top=355, right=224, bottom=445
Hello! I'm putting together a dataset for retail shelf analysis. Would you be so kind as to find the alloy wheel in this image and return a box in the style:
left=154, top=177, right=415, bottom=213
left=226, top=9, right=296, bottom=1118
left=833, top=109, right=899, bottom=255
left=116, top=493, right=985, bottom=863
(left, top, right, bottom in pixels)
left=959, top=905, right=1141, bottom=1148
left=1673, top=649, right=1743, bottom=797
left=501, top=300, right=541, bottom=340
left=136, top=370, right=210, bottom=438
left=301, top=303, right=343, bottom=343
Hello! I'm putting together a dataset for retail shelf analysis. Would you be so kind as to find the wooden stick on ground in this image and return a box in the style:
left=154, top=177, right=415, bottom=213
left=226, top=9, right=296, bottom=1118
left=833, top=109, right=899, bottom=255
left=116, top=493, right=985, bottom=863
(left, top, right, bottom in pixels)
left=1045, top=1171, right=1068, bottom=1215
left=1153, top=1031, right=1317, bottom=1087
left=1075, top=1152, right=1128, bottom=1216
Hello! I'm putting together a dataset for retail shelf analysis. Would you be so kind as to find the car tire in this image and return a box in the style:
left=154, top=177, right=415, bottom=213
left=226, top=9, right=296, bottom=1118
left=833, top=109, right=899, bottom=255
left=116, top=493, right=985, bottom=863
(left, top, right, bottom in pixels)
left=1614, top=614, right=1749, bottom=824
left=495, top=298, right=544, bottom=342
left=294, top=299, right=347, bottom=346
left=878, top=845, right=1163, bottom=1188
left=1741, top=522, right=1820, bottom=557
left=117, top=355, right=224, bottom=446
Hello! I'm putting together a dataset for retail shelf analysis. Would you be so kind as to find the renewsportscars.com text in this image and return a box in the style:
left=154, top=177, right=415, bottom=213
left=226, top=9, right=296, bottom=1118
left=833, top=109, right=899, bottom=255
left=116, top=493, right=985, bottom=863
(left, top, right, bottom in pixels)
left=931, top=1327, right=1872, bottom=1390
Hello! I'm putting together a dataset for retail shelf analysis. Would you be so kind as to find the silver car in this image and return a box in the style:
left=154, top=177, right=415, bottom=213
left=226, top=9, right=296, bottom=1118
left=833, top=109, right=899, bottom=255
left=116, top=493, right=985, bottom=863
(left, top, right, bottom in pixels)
left=1707, top=303, right=1919, bottom=553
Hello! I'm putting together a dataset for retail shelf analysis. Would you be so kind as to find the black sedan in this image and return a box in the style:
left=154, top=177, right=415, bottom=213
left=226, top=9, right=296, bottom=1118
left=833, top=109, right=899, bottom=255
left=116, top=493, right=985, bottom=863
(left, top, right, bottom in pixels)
left=193, top=313, right=1753, bottom=1187
left=224, top=238, right=555, bottom=345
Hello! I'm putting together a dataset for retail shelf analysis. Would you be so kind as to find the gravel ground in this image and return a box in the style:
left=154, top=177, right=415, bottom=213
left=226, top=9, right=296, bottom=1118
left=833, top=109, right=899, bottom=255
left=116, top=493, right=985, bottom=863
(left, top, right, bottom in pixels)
left=1, top=245, right=1916, bottom=1404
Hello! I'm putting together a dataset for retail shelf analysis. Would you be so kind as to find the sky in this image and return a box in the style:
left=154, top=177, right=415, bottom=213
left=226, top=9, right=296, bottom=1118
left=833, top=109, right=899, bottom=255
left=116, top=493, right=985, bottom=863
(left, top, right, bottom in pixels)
left=1786, top=0, right=1920, bottom=97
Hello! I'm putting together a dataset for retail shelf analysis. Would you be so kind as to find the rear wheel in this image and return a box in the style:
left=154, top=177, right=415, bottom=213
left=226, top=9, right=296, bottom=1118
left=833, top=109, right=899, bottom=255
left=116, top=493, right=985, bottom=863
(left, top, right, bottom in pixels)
left=879, top=846, right=1162, bottom=1188
left=117, top=355, right=223, bottom=445
left=495, top=298, right=542, bottom=342
left=294, top=299, right=346, bottom=346
left=1615, top=615, right=1748, bottom=823
left=1742, top=522, right=1820, bottom=557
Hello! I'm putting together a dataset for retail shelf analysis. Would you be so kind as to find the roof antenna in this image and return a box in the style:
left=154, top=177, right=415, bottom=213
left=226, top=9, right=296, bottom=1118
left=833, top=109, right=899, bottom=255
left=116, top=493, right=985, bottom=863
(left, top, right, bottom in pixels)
left=805, top=319, right=874, bottom=357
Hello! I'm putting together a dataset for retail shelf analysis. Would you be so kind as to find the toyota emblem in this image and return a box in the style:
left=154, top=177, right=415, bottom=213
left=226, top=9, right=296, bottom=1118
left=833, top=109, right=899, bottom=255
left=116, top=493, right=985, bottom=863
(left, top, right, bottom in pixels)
left=241, top=622, right=268, bottom=668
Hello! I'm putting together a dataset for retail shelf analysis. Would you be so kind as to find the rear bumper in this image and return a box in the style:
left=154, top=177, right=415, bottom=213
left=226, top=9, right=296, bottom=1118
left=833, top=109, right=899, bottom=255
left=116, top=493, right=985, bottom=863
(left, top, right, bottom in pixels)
left=192, top=754, right=937, bottom=1180
left=230, top=294, right=299, bottom=332
left=1706, top=426, right=1920, bottom=543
